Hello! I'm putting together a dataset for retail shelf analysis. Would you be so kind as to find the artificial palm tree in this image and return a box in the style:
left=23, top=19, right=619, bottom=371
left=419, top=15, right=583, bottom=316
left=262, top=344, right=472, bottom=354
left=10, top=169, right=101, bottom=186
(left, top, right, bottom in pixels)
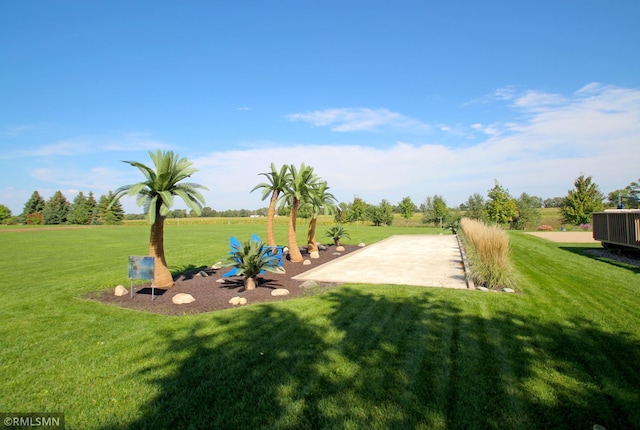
left=282, top=163, right=317, bottom=263
left=306, top=181, right=338, bottom=256
left=324, top=225, right=351, bottom=247
left=251, top=163, right=291, bottom=248
left=111, top=150, right=207, bottom=288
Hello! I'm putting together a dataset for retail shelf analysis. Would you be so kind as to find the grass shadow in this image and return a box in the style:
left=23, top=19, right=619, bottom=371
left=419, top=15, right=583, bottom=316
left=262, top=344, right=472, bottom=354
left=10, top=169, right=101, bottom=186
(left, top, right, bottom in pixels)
left=99, top=287, right=640, bottom=429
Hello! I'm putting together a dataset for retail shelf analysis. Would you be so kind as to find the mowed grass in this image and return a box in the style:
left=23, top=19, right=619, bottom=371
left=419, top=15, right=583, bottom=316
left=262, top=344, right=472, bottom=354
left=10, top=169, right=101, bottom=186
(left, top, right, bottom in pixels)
left=0, top=223, right=639, bottom=429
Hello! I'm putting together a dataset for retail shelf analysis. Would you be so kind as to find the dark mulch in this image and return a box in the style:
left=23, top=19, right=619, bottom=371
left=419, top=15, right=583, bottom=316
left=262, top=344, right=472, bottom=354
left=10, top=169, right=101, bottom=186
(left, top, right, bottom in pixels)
left=87, top=245, right=360, bottom=315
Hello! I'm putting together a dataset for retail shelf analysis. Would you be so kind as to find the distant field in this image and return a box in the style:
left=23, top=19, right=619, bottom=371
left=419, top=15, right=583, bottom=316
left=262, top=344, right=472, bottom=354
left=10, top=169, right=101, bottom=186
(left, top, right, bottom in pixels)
left=539, top=207, right=564, bottom=229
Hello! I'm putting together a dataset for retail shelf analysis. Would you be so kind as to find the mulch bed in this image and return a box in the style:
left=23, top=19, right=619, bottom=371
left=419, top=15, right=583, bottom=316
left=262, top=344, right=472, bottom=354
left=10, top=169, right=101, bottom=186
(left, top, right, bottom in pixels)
left=87, top=245, right=360, bottom=315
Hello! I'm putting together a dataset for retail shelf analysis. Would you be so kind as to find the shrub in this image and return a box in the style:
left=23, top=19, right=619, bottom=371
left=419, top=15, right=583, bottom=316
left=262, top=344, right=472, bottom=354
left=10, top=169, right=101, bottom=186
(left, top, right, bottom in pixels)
left=460, top=218, right=514, bottom=290
left=223, top=239, right=281, bottom=290
left=537, top=225, right=553, bottom=231
left=324, top=225, right=350, bottom=246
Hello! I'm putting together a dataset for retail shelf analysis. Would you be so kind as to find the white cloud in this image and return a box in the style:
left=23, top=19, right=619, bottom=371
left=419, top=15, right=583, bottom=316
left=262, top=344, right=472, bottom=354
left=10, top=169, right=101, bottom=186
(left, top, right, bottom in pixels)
left=0, top=133, right=172, bottom=159
left=191, top=83, right=640, bottom=209
left=2, top=83, right=638, bottom=215
left=285, top=108, right=431, bottom=133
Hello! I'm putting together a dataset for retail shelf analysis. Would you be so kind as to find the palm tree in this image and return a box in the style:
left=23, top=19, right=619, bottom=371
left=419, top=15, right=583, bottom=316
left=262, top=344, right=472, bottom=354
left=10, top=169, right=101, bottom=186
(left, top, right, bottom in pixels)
left=111, top=150, right=207, bottom=288
left=282, top=163, right=317, bottom=263
left=307, top=181, right=338, bottom=256
left=251, top=163, right=290, bottom=248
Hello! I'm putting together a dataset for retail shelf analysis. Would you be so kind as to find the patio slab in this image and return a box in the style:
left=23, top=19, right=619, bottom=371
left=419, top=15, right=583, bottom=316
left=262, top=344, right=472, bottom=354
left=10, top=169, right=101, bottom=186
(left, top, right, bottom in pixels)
left=293, top=235, right=469, bottom=289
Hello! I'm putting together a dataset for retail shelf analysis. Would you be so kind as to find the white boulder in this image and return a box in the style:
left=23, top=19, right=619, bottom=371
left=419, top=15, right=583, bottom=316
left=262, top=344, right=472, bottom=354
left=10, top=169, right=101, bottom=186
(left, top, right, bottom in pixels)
left=271, top=288, right=290, bottom=296
left=229, top=296, right=247, bottom=305
left=114, top=285, right=129, bottom=297
left=172, top=293, right=195, bottom=304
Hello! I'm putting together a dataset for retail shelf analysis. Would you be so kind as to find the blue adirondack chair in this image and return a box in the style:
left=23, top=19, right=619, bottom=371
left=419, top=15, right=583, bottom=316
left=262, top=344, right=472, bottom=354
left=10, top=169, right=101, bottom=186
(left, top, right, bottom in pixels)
left=223, top=235, right=272, bottom=277
left=252, top=234, right=284, bottom=268
left=222, top=236, right=242, bottom=277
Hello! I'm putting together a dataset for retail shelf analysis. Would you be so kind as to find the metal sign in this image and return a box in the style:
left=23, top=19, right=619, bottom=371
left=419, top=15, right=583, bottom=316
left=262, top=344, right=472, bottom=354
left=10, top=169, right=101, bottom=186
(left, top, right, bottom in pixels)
left=128, top=256, right=155, bottom=300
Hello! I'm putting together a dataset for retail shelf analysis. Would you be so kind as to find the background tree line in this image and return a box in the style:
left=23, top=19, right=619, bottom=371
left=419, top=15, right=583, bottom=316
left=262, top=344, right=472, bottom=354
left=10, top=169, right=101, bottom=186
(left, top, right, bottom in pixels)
left=2, top=175, right=638, bottom=227
left=3, top=190, right=125, bottom=225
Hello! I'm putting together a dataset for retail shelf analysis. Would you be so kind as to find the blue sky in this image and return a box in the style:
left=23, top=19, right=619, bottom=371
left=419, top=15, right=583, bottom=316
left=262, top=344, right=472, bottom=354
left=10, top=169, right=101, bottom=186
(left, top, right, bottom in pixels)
left=2, top=1, right=639, bottom=215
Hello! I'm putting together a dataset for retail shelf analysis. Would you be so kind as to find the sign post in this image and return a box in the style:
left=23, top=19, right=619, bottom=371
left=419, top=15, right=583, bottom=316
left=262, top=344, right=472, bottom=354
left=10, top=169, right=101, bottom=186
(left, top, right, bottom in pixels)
left=128, top=256, right=155, bottom=300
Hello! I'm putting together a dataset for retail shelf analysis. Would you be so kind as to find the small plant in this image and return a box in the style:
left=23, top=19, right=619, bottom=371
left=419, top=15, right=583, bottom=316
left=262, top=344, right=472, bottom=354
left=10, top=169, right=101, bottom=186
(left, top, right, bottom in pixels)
left=446, top=218, right=461, bottom=234
left=537, top=225, right=553, bottom=231
left=223, top=239, right=281, bottom=290
left=579, top=223, right=591, bottom=231
left=324, top=225, right=350, bottom=247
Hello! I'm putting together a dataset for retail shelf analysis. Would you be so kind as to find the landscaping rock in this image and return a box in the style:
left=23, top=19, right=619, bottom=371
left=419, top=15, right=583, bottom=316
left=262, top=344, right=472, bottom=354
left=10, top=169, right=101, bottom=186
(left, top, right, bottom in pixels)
left=229, top=296, right=247, bottom=306
left=114, top=285, right=128, bottom=296
left=275, top=266, right=286, bottom=274
left=197, top=270, right=209, bottom=277
left=332, top=252, right=342, bottom=256
left=318, top=244, right=327, bottom=251
left=172, top=293, right=195, bottom=304
left=358, top=243, right=366, bottom=247
left=271, top=288, right=290, bottom=296
left=336, top=245, right=345, bottom=252
left=303, top=260, right=311, bottom=265
left=211, top=261, right=223, bottom=269
left=477, top=286, right=490, bottom=292
left=215, top=278, right=227, bottom=283
left=300, top=280, right=319, bottom=289
left=310, top=251, right=320, bottom=259
left=503, top=288, right=515, bottom=293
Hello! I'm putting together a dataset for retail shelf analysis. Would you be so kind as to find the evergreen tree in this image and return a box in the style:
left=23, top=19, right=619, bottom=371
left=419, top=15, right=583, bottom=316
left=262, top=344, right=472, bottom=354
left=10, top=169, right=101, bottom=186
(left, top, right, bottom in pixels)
left=561, top=174, right=604, bottom=225
left=87, top=191, right=98, bottom=224
left=0, top=204, right=11, bottom=224
left=67, top=192, right=98, bottom=225
left=43, top=191, right=70, bottom=224
left=23, top=191, right=46, bottom=224
left=486, top=181, right=518, bottom=226
left=97, top=192, right=124, bottom=225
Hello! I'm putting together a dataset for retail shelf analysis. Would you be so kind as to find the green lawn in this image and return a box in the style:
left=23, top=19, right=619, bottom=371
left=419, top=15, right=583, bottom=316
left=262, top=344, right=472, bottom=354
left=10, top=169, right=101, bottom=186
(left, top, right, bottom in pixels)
left=0, top=224, right=638, bottom=429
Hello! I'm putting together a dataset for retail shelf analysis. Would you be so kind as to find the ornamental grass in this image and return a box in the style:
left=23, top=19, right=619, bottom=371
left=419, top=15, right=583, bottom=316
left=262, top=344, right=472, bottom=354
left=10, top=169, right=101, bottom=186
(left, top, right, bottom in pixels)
left=460, top=217, right=514, bottom=290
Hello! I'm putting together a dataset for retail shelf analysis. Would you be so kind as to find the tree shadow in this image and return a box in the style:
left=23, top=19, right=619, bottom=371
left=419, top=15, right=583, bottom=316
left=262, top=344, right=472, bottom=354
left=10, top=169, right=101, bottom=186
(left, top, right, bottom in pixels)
left=101, top=287, right=640, bottom=429
left=170, top=264, right=216, bottom=280
left=559, top=246, right=640, bottom=274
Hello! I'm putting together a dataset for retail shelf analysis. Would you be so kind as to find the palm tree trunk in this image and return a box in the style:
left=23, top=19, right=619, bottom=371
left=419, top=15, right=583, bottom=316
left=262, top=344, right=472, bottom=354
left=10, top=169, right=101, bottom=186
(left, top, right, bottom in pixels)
left=266, top=191, right=279, bottom=248
left=288, top=199, right=304, bottom=262
left=307, top=216, right=318, bottom=253
left=148, top=209, right=174, bottom=288
left=245, top=276, right=257, bottom=290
